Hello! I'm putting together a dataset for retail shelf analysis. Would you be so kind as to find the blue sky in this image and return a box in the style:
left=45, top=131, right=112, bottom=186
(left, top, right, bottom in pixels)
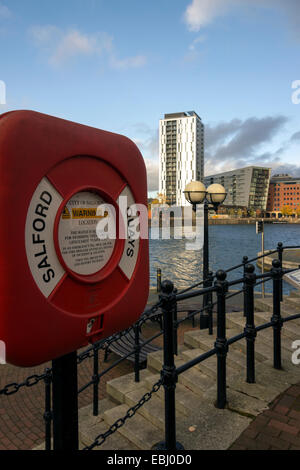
left=1, top=0, right=300, bottom=196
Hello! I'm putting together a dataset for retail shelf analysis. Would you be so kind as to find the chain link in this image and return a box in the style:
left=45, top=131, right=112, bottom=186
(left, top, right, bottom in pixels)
left=82, top=379, right=162, bottom=450
left=0, top=372, right=48, bottom=396
left=77, top=300, right=162, bottom=364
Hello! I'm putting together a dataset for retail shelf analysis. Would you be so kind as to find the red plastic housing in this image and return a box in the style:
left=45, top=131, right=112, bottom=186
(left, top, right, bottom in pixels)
left=0, top=110, right=149, bottom=366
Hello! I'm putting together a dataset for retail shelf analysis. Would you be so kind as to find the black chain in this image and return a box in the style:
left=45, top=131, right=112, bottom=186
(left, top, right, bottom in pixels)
left=82, top=379, right=162, bottom=450
left=77, top=301, right=162, bottom=364
left=0, top=372, right=48, bottom=396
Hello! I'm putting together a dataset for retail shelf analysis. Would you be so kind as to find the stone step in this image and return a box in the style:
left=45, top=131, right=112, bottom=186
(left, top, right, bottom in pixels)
left=147, top=348, right=216, bottom=396
left=106, top=369, right=152, bottom=404
left=104, top=390, right=251, bottom=450
left=255, top=296, right=300, bottom=316
left=228, top=310, right=300, bottom=338
left=226, top=312, right=298, bottom=351
left=144, top=372, right=267, bottom=421
left=184, top=328, right=267, bottom=362
left=79, top=397, right=117, bottom=423
left=124, top=386, right=168, bottom=430
left=147, top=349, right=184, bottom=375
left=284, top=296, right=300, bottom=309
left=252, top=299, right=300, bottom=339
left=77, top=398, right=140, bottom=450
left=180, top=348, right=243, bottom=378
left=182, top=330, right=246, bottom=371
left=144, top=373, right=202, bottom=417
left=251, top=311, right=300, bottom=339
left=104, top=404, right=163, bottom=450
left=288, top=289, right=300, bottom=298
left=80, top=419, right=139, bottom=451
left=177, top=364, right=215, bottom=396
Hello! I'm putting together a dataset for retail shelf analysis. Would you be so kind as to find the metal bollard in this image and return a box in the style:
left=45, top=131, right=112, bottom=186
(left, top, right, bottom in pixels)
left=214, top=270, right=228, bottom=409
left=173, top=289, right=178, bottom=356
left=277, top=242, right=283, bottom=302
left=242, top=256, right=248, bottom=317
left=207, top=271, right=214, bottom=335
left=52, top=351, right=79, bottom=450
left=271, top=259, right=283, bottom=370
left=154, top=280, right=184, bottom=451
left=244, top=264, right=257, bottom=384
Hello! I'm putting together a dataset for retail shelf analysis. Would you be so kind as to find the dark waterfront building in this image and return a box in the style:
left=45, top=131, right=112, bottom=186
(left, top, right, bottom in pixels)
left=204, top=166, right=271, bottom=211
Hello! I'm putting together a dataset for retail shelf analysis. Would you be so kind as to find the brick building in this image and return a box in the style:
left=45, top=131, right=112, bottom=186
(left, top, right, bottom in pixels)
left=267, top=174, right=300, bottom=216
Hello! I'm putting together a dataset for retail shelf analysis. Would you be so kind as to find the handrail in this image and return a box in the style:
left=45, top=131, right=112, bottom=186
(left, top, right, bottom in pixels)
left=176, top=284, right=216, bottom=302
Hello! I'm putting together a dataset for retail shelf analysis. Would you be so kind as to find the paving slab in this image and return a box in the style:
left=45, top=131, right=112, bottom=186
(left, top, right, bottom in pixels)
left=175, top=403, right=251, bottom=450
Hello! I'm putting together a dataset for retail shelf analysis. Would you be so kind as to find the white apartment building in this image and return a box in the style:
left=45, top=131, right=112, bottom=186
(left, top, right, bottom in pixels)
left=159, top=111, right=204, bottom=206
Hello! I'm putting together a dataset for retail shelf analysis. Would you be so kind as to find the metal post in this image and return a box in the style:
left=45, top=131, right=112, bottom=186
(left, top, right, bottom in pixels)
left=201, top=200, right=210, bottom=329
left=207, top=271, right=214, bottom=335
left=243, top=256, right=248, bottom=317
left=134, top=323, right=140, bottom=383
left=157, top=268, right=162, bottom=293
left=43, top=368, right=52, bottom=451
left=244, top=264, right=257, bottom=383
left=261, top=226, right=265, bottom=298
left=154, top=280, right=184, bottom=451
left=52, top=351, right=79, bottom=450
left=271, top=259, right=283, bottom=370
left=93, top=347, right=99, bottom=416
left=214, top=270, right=228, bottom=409
left=173, top=290, right=178, bottom=356
left=277, top=242, right=283, bottom=302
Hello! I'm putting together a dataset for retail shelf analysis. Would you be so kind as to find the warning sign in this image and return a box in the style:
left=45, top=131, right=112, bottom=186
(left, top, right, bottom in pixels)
left=71, top=208, right=107, bottom=219
left=58, top=191, right=115, bottom=276
left=62, top=207, right=71, bottom=219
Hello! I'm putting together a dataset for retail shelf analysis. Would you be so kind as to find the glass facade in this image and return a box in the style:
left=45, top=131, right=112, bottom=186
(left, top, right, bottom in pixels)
left=204, top=166, right=271, bottom=210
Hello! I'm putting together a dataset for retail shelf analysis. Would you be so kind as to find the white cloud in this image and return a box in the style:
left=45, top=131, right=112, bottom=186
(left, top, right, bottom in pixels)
left=0, top=3, right=11, bottom=18
left=184, top=0, right=300, bottom=33
left=50, top=30, right=113, bottom=66
left=110, top=54, right=147, bottom=70
left=188, top=35, right=206, bottom=51
left=29, top=25, right=146, bottom=69
left=184, top=0, right=236, bottom=31
left=30, top=25, right=59, bottom=44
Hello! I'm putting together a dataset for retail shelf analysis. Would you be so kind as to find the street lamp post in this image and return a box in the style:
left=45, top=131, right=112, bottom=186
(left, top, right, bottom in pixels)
left=184, top=182, right=227, bottom=331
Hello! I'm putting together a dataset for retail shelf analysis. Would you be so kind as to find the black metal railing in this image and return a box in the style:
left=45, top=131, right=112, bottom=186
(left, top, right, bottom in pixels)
left=156, top=257, right=300, bottom=450
left=1, top=242, right=300, bottom=451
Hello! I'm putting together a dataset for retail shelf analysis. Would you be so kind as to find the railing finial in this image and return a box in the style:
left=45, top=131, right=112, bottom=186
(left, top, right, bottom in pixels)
left=245, top=263, right=255, bottom=274
left=161, top=280, right=174, bottom=295
left=216, top=269, right=227, bottom=282
left=272, top=258, right=281, bottom=269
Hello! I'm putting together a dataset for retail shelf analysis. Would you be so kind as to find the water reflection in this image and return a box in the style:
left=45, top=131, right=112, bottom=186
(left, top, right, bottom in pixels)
left=149, top=224, right=300, bottom=293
